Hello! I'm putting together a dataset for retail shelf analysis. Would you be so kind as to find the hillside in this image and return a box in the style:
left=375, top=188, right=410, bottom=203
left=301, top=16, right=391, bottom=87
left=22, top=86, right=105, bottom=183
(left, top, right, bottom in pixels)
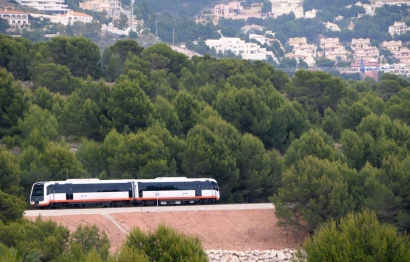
left=25, top=205, right=298, bottom=252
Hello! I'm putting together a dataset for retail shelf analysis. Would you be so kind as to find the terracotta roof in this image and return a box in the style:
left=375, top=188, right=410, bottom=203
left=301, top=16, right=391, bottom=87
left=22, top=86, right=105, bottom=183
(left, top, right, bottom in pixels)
left=0, top=10, right=29, bottom=15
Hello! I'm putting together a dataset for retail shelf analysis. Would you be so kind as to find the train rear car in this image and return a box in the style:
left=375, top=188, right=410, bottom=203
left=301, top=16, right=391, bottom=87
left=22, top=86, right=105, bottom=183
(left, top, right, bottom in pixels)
left=136, top=177, right=220, bottom=205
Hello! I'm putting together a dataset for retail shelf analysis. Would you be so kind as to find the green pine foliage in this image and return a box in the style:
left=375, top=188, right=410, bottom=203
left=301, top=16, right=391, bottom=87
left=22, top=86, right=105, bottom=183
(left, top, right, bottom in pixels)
left=125, top=223, right=208, bottom=262
left=302, top=209, right=410, bottom=262
left=3, top=32, right=410, bottom=258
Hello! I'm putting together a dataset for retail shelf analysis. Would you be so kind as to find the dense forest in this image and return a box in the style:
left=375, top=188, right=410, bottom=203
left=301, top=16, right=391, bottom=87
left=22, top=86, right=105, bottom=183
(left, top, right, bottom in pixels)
left=1, top=32, right=410, bottom=260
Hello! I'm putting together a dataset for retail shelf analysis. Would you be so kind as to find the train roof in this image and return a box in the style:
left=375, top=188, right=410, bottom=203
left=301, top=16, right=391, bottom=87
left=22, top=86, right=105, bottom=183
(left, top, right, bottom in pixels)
left=34, top=177, right=218, bottom=185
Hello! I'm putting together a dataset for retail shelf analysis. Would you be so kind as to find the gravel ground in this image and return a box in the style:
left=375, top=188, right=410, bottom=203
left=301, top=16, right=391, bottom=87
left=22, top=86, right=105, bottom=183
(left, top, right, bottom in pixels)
left=24, top=203, right=275, bottom=217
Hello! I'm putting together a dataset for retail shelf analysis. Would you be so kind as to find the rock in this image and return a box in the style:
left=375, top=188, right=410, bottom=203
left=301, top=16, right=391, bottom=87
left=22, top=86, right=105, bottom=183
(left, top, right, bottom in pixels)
left=285, top=253, right=293, bottom=259
left=232, top=255, right=240, bottom=262
left=215, top=254, right=220, bottom=260
left=270, top=250, right=277, bottom=258
left=276, top=251, right=286, bottom=261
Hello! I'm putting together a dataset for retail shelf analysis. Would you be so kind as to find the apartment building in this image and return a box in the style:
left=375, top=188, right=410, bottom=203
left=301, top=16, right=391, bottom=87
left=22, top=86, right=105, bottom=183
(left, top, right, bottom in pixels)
left=381, top=40, right=402, bottom=51
left=0, top=9, right=29, bottom=27
left=56, top=10, right=92, bottom=25
left=381, top=63, right=410, bottom=77
left=319, top=38, right=350, bottom=61
left=289, top=37, right=307, bottom=46
left=389, top=21, right=409, bottom=36
left=249, top=31, right=278, bottom=46
left=270, top=0, right=304, bottom=18
left=205, top=37, right=276, bottom=60
left=16, top=0, right=68, bottom=14
left=80, top=0, right=121, bottom=15
left=214, top=1, right=243, bottom=17
left=286, top=37, right=316, bottom=65
left=354, top=46, right=380, bottom=61
left=393, top=47, right=410, bottom=65
left=285, top=50, right=316, bottom=66
left=320, top=37, right=341, bottom=48
left=351, top=38, right=371, bottom=50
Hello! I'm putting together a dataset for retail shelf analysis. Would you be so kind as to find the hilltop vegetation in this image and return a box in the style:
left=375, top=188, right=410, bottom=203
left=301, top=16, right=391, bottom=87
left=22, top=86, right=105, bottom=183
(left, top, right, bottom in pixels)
left=1, top=32, right=410, bottom=259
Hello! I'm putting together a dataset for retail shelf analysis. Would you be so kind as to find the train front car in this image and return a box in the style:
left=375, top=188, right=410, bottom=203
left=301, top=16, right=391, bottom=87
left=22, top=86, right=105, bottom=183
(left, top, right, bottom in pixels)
left=30, top=182, right=48, bottom=207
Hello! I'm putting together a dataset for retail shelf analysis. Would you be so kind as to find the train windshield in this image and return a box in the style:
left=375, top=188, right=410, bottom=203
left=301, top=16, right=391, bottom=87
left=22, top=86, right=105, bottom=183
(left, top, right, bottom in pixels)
left=212, top=181, right=219, bottom=191
left=32, top=184, right=44, bottom=197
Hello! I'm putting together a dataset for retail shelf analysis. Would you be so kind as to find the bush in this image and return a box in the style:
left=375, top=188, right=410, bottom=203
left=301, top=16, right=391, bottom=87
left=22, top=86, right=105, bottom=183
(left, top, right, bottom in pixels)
left=0, top=190, right=26, bottom=224
left=129, top=31, right=138, bottom=39
left=302, top=209, right=410, bottom=261
left=2, top=136, right=15, bottom=149
left=125, top=223, right=208, bottom=262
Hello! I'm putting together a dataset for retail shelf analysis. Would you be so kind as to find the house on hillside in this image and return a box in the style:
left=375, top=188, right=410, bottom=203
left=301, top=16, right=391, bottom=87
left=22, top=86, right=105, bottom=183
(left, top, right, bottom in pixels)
left=324, top=22, right=341, bottom=31
left=270, top=0, right=304, bottom=18
left=80, top=0, right=121, bottom=16
left=249, top=31, right=279, bottom=46
left=205, top=37, right=277, bottom=61
left=30, top=10, right=93, bottom=25
left=351, top=38, right=371, bottom=50
left=305, top=9, right=319, bottom=18
left=318, top=38, right=350, bottom=61
left=354, top=46, right=380, bottom=61
left=381, top=40, right=402, bottom=51
left=393, top=47, right=410, bottom=65
left=214, top=1, right=244, bottom=17
left=286, top=37, right=316, bottom=66
left=241, top=24, right=265, bottom=34
left=55, top=10, right=93, bottom=25
left=371, top=0, right=410, bottom=8
left=0, top=8, right=30, bottom=28
left=389, top=21, right=410, bottom=36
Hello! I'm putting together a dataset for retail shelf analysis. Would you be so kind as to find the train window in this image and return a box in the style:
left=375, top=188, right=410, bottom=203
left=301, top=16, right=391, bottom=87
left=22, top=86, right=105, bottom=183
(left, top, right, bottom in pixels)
left=32, top=185, right=44, bottom=196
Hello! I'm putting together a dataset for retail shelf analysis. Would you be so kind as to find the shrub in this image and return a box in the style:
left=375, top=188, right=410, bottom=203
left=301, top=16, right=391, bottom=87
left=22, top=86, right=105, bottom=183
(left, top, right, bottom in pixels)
left=125, top=223, right=208, bottom=262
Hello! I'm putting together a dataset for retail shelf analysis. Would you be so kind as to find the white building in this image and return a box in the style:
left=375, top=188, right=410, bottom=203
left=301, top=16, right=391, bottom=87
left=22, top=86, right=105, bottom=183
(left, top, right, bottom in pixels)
left=30, top=10, right=92, bottom=25
left=270, top=0, right=304, bottom=18
left=324, top=22, right=341, bottom=31
left=371, top=0, right=410, bottom=8
left=214, top=1, right=243, bottom=17
left=241, top=24, right=265, bottom=34
left=55, top=10, right=93, bottom=25
left=0, top=9, right=29, bottom=27
left=305, top=9, right=319, bottom=18
left=389, top=21, right=410, bottom=36
left=16, top=0, right=69, bottom=14
left=205, top=37, right=277, bottom=61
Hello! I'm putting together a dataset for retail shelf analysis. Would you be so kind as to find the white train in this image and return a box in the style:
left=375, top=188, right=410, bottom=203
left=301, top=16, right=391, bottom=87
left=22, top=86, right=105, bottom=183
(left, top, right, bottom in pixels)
left=30, top=177, right=220, bottom=208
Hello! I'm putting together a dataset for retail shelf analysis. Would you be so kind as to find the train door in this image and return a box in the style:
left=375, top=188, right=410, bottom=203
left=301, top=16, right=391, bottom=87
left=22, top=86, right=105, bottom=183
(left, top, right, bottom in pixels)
left=195, top=181, right=201, bottom=196
left=47, top=185, right=55, bottom=202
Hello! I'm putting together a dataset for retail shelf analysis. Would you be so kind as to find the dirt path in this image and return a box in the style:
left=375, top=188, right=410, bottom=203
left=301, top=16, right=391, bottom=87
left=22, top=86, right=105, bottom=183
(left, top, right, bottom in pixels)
left=28, top=208, right=297, bottom=252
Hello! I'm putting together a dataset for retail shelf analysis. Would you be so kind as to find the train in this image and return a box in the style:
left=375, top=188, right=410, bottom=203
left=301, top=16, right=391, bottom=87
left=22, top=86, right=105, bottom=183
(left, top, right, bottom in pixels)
left=30, top=177, right=220, bottom=208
